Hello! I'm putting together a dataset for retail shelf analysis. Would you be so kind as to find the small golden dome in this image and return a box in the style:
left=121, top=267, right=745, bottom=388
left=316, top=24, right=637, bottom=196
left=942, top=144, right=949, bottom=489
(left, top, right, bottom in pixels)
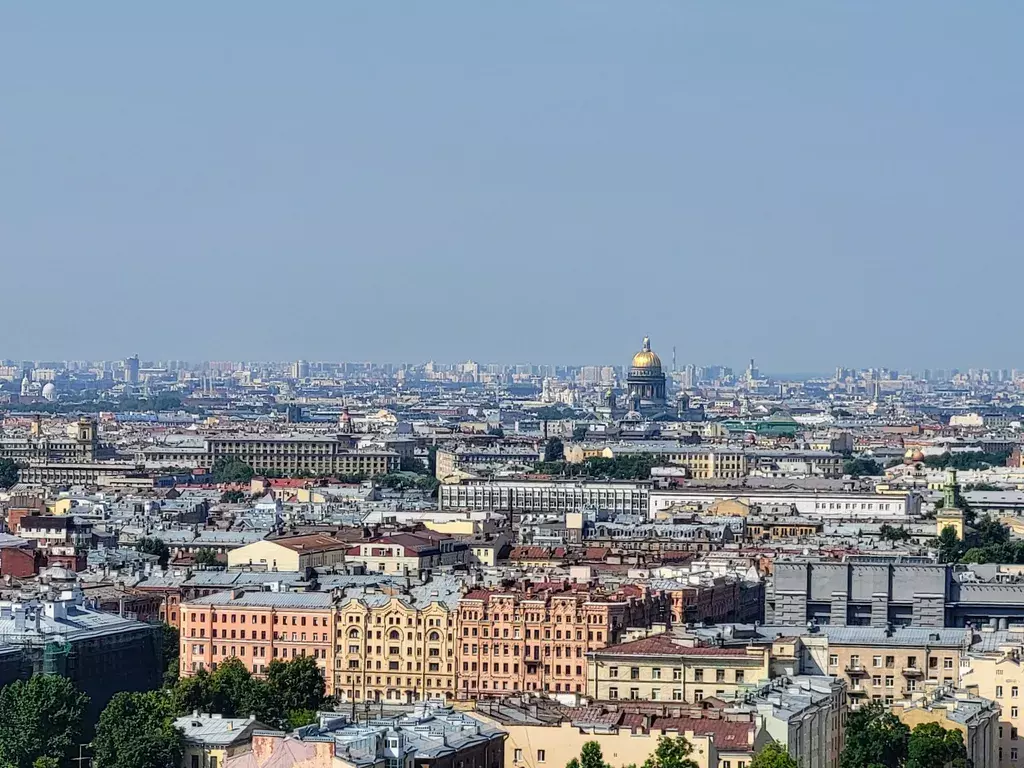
left=631, top=336, right=663, bottom=370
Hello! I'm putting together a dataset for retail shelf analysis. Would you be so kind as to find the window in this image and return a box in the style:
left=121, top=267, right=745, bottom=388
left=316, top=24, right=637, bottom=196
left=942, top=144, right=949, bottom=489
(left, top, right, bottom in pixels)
left=191, top=757, right=199, bottom=768
left=630, top=667, right=640, bottom=680
left=873, top=656, right=882, bottom=668
left=736, top=670, right=744, bottom=683
left=907, top=656, right=917, bottom=669
left=872, top=676, right=882, bottom=687
left=630, top=688, right=640, bottom=700
left=1013, top=748, right=1019, bottom=762
left=829, top=654, right=838, bottom=667
left=514, top=750, right=523, bottom=762
left=1014, top=708, right=1020, bottom=720
left=609, top=687, right=618, bottom=700
left=885, top=676, right=894, bottom=688
left=716, top=669, right=725, bottom=682
left=1015, top=686, right=1020, bottom=698
left=998, top=686, right=1004, bottom=697
left=609, top=666, right=618, bottom=678
left=694, top=669, right=704, bottom=682
left=885, top=656, right=895, bottom=668
left=694, top=690, right=704, bottom=701
left=652, top=668, right=661, bottom=680
left=537, top=751, right=546, bottom=763
left=944, top=657, right=954, bottom=670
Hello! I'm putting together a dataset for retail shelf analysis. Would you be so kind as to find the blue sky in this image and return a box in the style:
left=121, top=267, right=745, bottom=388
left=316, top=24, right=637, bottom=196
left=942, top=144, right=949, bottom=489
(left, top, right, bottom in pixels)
left=1, top=3, right=1021, bottom=371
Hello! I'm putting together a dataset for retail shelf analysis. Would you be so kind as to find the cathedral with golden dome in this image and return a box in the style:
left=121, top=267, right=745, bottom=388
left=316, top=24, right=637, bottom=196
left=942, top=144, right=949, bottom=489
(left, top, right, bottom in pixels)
left=626, top=336, right=667, bottom=411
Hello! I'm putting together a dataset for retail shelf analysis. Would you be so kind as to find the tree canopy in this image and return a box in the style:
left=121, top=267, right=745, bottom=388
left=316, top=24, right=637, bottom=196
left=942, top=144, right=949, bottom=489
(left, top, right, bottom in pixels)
left=210, top=456, right=255, bottom=484
left=135, top=537, right=171, bottom=567
left=0, top=675, right=89, bottom=768
left=543, top=437, right=565, bottom=463
left=843, top=457, right=884, bottom=477
left=878, top=524, right=912, bottom=543
left=923, top=450, right=1010, bottom=470
left=169, top=656, right=326, bottom=729
left=533, top=454, right=665, bottom=480
left=0, top=458, right=20, bottom=489
left=93, top=691, right=183, bottom=768
left=839, top=702, right=909, bottom=768
left=905, top=722, right=968, bottom=768
left=566, top=741, right=610, bottom=768
left=750, top=743, right=798, bottom=768
left=641, top=736, right=699, bottom=768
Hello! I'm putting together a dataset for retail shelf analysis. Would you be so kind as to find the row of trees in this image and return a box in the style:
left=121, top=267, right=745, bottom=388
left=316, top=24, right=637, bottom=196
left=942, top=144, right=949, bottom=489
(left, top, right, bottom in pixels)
left=922, top=450, right=1011, bottom=471
left=170, top=655, right=327, bottom=729
left=0, top=649, right=328, bottom=768
left=532, top=453, right=666, bottom=480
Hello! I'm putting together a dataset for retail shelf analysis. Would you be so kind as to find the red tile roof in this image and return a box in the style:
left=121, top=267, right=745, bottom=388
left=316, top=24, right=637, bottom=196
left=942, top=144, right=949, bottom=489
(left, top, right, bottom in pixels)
left=595, top=633, right=753, bottom=657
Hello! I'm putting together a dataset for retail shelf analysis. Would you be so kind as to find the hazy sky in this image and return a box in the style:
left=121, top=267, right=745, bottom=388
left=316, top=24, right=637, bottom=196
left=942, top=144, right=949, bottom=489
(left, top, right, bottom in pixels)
left=2, top=3, right=1022, bottom=371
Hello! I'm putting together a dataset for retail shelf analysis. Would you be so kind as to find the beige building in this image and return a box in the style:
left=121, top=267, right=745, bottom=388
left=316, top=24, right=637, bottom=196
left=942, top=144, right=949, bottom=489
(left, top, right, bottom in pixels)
left=475, top=705, right=757, bottom=768
left=335, top=594, right=457, bottom=704
left=207, top=434, right=398, bottom=477
left=587, top=633, right=770, bottom=703
left=226, top=535, right=348, bottom=572
left=961, top=631, right=1024, bottom=768
left=818, top=627, right=969, bottom=707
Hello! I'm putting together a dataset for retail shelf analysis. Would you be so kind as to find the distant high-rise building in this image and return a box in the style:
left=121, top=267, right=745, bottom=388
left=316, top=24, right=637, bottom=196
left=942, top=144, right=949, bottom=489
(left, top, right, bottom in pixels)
left=125, top=355, right=140, bottom=384
left=291, top=360, right=309, bottom=379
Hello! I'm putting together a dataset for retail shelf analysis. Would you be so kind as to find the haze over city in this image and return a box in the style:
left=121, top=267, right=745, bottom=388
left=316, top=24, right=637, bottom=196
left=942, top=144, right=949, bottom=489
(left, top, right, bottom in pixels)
left=3, top=3, right=1022, bottom=369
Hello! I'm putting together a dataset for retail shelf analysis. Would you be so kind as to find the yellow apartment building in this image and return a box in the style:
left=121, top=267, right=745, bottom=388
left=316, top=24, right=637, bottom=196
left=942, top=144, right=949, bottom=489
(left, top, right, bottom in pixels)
left=587, top=633, right=770, bottom=703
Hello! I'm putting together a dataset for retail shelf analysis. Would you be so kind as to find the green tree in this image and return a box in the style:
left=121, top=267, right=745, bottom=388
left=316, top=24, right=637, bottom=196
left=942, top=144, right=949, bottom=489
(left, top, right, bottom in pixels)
left=543, top=437, right=565, bottom=463
left=878, top=524, right=911, bottom=543
left=839, top=701, right=909, bottom=768
left=0, top=675, right=89, bottom=768
left=0, top=458, right=19, bottom=489
left=285, top=709, right=318, bottom=729
left=93, top=691, right=183, bottom=768
left=171, top=668, right=213, bottom=715
left=32, top=758, right=60, bottom=768
left=749, top=743, right=798, bottom=768
left=905, top=722, right=968, bottom=768
left=135, top=537, right=171, bottom=567
left=209, top=658, right=257, bottom=717
left=935, top=526, right=964, bottom=564
left=641, top=736, right=699, bottom=768
left=220, top=490, right=246, bottom=503
left=265, top=654, right=326, bottom=717
left=159, top=623, right=180, bottom=687
left=399, top=455, right=426, bottom=473
left=843, top=457, right=883, bottom=477
left=571, top=425, right=589, bottom=442
left=566, top=741, right=610, bottom=768
left=193, top=548, right=218, bottom=567
left=211, top=456, right=255, bottom=484
left=487, top=426, right=505, bottom=438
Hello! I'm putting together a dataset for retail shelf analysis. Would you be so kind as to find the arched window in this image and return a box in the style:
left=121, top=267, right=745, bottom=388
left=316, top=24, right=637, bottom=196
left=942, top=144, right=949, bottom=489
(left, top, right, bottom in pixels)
left=348, top=628, right=360, bottom=639
left=388, top=629, right=401, bottom=640
left=428, top=631, right=441, bottom=642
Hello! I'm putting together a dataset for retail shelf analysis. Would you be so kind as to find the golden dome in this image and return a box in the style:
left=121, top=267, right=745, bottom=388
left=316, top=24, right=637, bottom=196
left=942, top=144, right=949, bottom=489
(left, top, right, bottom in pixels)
left=631, top=336, right=663, bottom=370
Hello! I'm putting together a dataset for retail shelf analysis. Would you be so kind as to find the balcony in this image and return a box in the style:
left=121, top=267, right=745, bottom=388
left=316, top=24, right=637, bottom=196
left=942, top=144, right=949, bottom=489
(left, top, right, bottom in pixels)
left=845, top=665, right=869, bottom=676
left=902, top=666, right=923, bottom=677
left=848, top=687, right=868, bottom=696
